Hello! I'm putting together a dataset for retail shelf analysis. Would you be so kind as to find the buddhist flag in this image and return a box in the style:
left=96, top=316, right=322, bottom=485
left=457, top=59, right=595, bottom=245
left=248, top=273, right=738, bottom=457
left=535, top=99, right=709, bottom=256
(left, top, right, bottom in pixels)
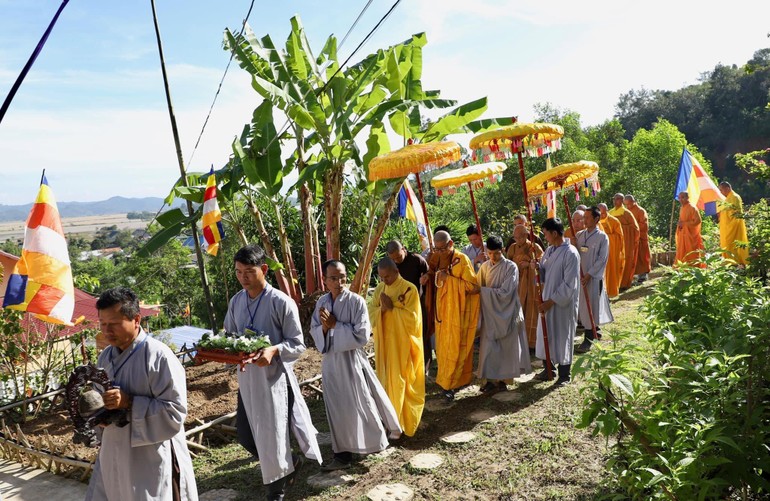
left=397, top=179, right=430, bottom=251
left=202, top=167, right=225, bottom=256
left=674, top=147, right=724, bottom=216
left=2, top=175, right=75, bottom=325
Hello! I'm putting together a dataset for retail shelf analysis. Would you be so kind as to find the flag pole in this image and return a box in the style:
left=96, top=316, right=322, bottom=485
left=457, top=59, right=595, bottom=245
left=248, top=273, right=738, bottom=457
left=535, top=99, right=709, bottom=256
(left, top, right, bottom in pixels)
left=149, top=0, right=217, bottom=332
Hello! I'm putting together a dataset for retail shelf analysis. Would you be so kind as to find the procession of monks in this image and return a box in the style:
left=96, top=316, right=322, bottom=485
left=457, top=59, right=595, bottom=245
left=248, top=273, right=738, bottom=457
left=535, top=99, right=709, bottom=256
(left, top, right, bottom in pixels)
left=190, top=186, right=748, bottom=500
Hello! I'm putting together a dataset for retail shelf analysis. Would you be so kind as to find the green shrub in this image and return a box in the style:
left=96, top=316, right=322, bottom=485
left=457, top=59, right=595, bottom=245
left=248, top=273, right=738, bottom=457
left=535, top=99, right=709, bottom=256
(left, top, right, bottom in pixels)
left=575, top=257, right=770, bottom=499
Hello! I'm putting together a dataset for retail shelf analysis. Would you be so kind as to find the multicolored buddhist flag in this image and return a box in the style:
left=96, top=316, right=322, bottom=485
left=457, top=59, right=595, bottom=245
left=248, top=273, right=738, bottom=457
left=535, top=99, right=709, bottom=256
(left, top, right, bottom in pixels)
left=2, top=175, right=75, bottom=325
left=674, top=147, right=724, bottom=216
left=397, top=179, right=430, bottom=251
left=202, top=167, right=225, bottom=256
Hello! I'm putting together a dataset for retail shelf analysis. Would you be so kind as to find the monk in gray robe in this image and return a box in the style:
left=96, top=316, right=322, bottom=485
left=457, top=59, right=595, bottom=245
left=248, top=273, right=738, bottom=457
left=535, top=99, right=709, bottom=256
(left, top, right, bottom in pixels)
left=311, top=260, right=402, bottom=470
left=575, top=207, right=614, bottom=353
left=534, top=218, right=581, bottom=385
left=86, top=287, right=198, bottom=501
left=476, top=235, right=532, bottom=393
left=225, top=244, right=321, bottom=501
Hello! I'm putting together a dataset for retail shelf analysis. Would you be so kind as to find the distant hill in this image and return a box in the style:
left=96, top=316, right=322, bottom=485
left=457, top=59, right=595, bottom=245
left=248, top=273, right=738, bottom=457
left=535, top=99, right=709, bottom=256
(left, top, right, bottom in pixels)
left=0, top=196, right=185, bottom=223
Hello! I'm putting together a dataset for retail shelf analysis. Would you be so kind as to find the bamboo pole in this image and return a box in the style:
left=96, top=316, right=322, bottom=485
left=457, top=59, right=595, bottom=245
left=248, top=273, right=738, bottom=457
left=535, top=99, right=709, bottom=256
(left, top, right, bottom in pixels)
left=468, top=182, right=483, bottom=244
left=149, top=0, right=217, bottom=331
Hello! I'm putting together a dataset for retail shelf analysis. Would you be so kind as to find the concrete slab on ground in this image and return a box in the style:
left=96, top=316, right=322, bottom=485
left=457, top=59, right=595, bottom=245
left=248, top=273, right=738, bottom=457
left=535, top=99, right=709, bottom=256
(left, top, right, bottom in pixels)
left=0, top=459, right=88, bottom=501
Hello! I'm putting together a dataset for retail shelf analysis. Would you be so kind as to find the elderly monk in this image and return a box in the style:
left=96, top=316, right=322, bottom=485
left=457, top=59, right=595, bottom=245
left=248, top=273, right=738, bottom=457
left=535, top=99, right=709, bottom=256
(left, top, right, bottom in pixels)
left=419, top=230, right=480, bottom=401
left=609, top=193, right=640, bottom=290
left=534, top=218, right=581, bottom=385
left=369, top=258, right=424, bottom=437
left=86, top=287, right=198, bottom=501
left=624, top=195, right=651, bottom=283
left=476, top=235, right=532, bottom=393
left=675, top=192, right=705, bottom=267
left=717, top=182, right=749, bottom=265
left=507, top=214, right=545, bottom=251
left=564, top=210, right=585, bottom=246
left=506, top=224, right=543, bottom=348
left=599, top=203, right=624, bottom=298
left=311, top=260, right=401, bottom=470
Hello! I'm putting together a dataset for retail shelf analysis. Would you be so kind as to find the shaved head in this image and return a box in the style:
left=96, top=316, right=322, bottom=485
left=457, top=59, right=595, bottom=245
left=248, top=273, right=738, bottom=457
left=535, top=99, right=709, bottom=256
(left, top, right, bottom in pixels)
left=377, top=256, right=398, bottom=271
left=434, top=230, right=451, bottom=244
left=624, top=194, right=636, bottom=202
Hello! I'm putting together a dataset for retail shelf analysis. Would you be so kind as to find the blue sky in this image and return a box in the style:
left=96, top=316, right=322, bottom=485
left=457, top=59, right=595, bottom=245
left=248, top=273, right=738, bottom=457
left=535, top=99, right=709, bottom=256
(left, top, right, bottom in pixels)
left=1, top=0, right=768, bottom=205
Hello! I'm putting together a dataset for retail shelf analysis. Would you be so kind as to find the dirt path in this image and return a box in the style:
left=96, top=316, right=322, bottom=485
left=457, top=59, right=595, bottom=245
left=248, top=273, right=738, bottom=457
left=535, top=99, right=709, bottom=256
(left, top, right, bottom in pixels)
left=192, top=274, right=661, bottom=500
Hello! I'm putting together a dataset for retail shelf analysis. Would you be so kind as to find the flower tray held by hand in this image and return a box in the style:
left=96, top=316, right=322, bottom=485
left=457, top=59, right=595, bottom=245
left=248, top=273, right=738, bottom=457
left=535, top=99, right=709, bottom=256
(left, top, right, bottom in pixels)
left=194, top=347, right=263, bottom=372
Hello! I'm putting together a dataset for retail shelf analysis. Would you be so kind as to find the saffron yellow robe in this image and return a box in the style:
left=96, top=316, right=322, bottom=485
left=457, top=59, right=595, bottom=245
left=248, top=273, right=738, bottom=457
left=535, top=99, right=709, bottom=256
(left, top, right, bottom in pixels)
left=609, top=206, right=639, bottom=289
left=675, top=202, right=705, bottom=266
left=718, top=191, right=749, bottom=265
left=627, top=203, right=651, bottom=275
left=369, top=276, right=424, bottom=437
left=506, top=240, right=543, bottom=348
left=601, top=214, right=624, bottom=298
left=433, top=251, right=479, bottom=391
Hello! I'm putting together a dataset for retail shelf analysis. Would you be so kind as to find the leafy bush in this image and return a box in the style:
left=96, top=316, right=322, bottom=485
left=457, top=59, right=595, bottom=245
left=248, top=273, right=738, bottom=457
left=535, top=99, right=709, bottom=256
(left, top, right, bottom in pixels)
left=745, top=199, right=770, bottom=282
left=575, top=256, right=770, bottom=499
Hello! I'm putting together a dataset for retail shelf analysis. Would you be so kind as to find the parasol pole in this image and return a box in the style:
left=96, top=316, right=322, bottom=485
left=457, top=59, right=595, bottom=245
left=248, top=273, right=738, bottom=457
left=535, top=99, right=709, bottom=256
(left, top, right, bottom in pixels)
left=415, top=173, right=434, bottom=249
left=562, top=194, right=599, bottom=341
left=467, top=182, right=483, bottom=244
left=517, top=151, right=553, bottom=380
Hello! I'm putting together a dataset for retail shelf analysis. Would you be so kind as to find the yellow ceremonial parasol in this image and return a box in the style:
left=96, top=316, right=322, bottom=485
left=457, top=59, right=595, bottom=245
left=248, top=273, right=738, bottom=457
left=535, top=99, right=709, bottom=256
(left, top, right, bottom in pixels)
left=469, top=122, right=564, bottom=379
left=526, top=160, right=600, bottom=208
left=430, top=161, right=507, bottom=244
left=368, top=141, right=462, bottom=248
left=525, top=160, right=603, bottom=341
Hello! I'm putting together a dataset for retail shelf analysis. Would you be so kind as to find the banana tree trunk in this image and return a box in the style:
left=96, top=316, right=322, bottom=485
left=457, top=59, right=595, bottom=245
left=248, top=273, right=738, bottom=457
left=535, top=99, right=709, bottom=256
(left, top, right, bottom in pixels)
left=324, top=162, right=345, bottom=260
left=350, top=183, right=401, bottom=295
left=299, top=182, right=319, bottom=294
left=272, top=201, right=302, bottom=301
left=246, top=198, right=293, bottom=297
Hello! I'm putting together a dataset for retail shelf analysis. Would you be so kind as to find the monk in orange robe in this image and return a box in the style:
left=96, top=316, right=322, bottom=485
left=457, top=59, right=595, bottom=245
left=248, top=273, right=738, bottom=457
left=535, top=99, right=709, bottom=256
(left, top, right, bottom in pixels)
left=675, top=192, right=705, bottom=267
left=420, top=231, right=479, bottom=402
left=506, top=224, right=543, bottom=348
left=599, top=203, right=624, bottom=298
left=609, top=193, right=639, bottom=290
left=563, top=210, right=585, bottom=246
left=624, top=195, right=651, bottom=282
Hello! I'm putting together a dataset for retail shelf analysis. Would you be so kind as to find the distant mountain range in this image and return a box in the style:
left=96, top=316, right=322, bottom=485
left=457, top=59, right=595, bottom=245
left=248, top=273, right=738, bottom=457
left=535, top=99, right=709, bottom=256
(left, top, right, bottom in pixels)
left=0, top=196, right=184, bottom=222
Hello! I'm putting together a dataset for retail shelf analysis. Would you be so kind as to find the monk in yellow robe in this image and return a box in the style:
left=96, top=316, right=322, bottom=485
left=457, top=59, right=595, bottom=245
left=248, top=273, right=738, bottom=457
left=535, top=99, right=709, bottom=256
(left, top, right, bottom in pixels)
left=717, top=182, right=749, bottom=265
left=599, top=203, right=624, bottom=298
left=675, top=192, right=705, bottom=267
left=609, top=193, right=639, bottom=290
left=506, top=224, right=543, bottom=348
left=624, top=195, right=651, bottom=282
left=369, top=258, right=424, bottom=436
left=420, top=231, right=479, bottom=401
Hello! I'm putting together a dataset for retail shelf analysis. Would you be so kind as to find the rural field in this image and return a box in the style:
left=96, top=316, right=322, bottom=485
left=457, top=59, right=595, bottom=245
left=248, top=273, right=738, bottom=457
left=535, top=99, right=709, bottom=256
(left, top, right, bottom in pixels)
left=0, top=214, right=148, bottom=242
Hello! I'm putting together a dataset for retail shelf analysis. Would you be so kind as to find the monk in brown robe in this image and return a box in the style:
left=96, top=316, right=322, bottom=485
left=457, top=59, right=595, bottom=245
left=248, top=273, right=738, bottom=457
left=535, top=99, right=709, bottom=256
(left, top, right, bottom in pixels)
left=624, top=195, right=651, bottom=283
left=608, top=193, right=639, bottom=291
left=563, top=210, right=585, bottom=246
left=506, top=225, right=543, bottom=348
left=675, top=192, right=705, bottom=267
left=599, top=203, right=624, bottom=298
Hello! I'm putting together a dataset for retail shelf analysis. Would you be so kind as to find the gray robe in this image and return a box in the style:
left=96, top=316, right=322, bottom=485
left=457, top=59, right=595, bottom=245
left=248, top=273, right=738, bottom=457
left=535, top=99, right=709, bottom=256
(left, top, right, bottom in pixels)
left=86, top=330, right=198, bottom=501
left=310, top=289, right=402, bottom=454
left=476, top=258, right=532, bottom=380
left=535, top=240, right=581, bottom=365
left=462, top=243, right=487, bottom=272
left=224, top=285, right=322, bottom=484
left=576, top=228, right=614, bottom=328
